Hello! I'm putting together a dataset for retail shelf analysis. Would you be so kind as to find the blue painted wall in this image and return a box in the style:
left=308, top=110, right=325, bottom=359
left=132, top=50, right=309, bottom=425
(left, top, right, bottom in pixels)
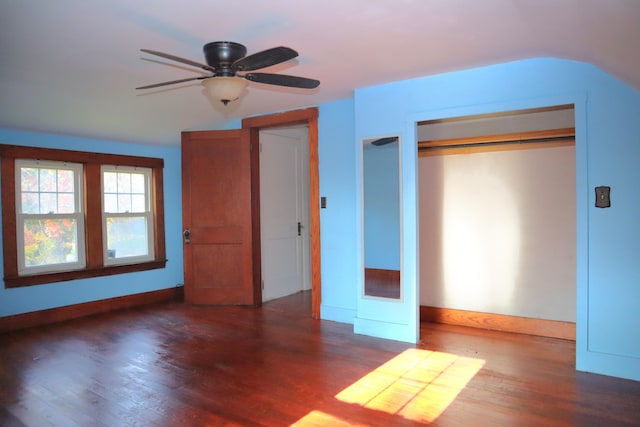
left=351, top=57, right=640, bottom=381
left=0, top=129, right=184, bottom=317
left=318, top=99, right=358, bottom=323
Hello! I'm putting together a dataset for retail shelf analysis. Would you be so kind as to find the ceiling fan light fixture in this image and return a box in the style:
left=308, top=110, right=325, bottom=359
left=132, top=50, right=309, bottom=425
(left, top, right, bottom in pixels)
left=202, top=77, right=248, bottom=105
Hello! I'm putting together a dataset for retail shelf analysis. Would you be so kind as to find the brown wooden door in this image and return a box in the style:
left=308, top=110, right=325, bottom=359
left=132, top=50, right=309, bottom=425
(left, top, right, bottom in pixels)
left=182, top=129, right=255, bottom=305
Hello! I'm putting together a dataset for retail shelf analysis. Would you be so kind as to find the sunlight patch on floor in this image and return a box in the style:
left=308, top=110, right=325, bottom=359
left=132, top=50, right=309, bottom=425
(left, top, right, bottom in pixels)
left=335, top=348, right=484, bottom=423
left=291, top=410, right=364, bottom=427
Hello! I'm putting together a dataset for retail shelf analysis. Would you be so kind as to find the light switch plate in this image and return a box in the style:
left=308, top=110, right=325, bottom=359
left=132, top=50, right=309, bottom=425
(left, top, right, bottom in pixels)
left=595, top=186, right=611, bottom=208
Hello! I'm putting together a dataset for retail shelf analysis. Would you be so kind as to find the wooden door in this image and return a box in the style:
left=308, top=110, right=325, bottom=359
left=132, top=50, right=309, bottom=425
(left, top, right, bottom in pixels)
left=182, top=129, right=255, bottom=305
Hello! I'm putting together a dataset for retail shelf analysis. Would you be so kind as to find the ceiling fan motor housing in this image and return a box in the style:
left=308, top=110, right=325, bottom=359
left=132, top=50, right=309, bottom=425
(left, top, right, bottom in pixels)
left=204, top=41, right=247, bottom=76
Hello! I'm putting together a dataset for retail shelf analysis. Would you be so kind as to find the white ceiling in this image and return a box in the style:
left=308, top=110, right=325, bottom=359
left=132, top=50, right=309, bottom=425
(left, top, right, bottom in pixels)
left=1, top=0, right=639, bottom=147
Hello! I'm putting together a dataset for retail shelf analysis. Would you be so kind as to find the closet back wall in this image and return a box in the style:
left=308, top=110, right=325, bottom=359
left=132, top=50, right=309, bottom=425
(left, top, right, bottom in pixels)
left=419, top=144, right=576, bottom=322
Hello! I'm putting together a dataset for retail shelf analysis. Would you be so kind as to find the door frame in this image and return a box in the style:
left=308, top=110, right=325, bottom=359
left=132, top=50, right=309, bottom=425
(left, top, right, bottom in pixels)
left=242, top=107, right=321, bottom=318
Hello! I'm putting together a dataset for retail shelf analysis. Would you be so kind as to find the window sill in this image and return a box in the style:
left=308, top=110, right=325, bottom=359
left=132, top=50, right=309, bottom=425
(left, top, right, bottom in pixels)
left=4, top=259, right=168, bottom=288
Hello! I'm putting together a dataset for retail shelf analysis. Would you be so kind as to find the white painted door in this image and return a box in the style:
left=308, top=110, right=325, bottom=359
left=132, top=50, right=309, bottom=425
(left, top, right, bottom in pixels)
left=260, top=128, right=310, bottom=302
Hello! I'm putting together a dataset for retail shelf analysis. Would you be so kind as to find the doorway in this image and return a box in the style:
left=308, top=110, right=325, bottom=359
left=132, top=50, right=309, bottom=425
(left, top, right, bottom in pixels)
left=242, top=107, right=321, bottom=318
left=417, top=105, right=577, bottom=339
left=259, top=126, right=311, bottom=302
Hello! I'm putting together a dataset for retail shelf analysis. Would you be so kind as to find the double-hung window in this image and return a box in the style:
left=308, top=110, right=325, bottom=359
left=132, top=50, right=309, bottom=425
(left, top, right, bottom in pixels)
left=102, top=166, right=154, bottom=265
left=16, top=160, right=86, bottom=275
left=1, top=144, right=166, bottom=288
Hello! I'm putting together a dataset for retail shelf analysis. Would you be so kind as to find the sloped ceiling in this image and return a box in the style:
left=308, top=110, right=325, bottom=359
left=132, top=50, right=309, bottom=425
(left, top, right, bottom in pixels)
left=1, top=0, right=639, bottom=147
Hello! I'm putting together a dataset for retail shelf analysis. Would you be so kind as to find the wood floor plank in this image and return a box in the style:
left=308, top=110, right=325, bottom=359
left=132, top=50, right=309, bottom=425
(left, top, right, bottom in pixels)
left=1, top=291, right=639, bottom=426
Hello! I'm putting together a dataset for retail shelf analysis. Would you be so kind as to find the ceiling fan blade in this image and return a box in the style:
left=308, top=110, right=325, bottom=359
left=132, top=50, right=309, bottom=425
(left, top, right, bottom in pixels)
left=244, top=72, right=320, bottom=89
left=233, top=47, right=298, bottom=71
left=140, top=49, right=215, bottom=72
left=136, top=76, right=206, bottom=90
left=371, top=137, right=399, bottom=146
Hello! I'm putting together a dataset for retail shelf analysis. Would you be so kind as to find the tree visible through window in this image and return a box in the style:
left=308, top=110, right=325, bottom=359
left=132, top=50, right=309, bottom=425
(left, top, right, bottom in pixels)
left=16, top=160, right=85, bottom=275
left=102, top=167, right=154, bottom=265
left=0, top=144, right=166, bottom=288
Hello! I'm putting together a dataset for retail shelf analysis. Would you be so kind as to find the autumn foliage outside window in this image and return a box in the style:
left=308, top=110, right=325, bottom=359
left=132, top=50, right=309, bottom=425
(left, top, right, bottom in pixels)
left=17, top=160, right=86, bottom=275
left=0, top=144, right=166, bottom=288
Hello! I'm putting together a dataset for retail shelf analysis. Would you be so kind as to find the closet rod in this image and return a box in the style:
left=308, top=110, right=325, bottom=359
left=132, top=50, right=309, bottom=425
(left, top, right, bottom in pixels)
left=418, top=135, right=575, bottom=151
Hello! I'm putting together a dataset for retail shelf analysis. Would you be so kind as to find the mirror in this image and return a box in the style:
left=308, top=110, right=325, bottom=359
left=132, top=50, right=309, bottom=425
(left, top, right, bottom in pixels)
left=362, top=135, right=401, bottom=299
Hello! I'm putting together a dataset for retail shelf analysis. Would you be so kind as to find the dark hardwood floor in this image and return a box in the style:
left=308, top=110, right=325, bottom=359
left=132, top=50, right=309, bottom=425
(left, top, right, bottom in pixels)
left=364, top=268, right=400, bottom=299
left=1, top=291, right=639, bottom=426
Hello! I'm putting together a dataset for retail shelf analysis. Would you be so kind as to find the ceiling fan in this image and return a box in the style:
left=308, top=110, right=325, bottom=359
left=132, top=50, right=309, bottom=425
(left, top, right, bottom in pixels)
left=370, top=136, right=399, bottom=146
left=137, top=41, right=320, bottom=105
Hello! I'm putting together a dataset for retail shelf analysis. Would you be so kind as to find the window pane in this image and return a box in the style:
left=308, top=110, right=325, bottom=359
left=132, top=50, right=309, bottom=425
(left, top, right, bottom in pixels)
left=131, top=173, right=145, bottom=193
left=58, top=193, right=75, bottom=214
left=57, top=170, right=74, bottom=192
left=106, top=216, right=148, bottom=258
left=104, top=172, right=117, bottom=193
left=39, top=193, right=57, bottom=214
left=21, top=168, right=39, bottom=191
left=39, top=169, right=57, bottom=192
left=20, top=165, right=79, bottom=215
left=131, top=195, right=146, bottom=212
left=117, top=173, right=131, bottom=193
left=21, top=193, right=39, bottom=214
left=23, top=218, right=78, bottom=266
left=104, top=194, right=118, bottom=213
left=118, top=194, right=131, bottom=213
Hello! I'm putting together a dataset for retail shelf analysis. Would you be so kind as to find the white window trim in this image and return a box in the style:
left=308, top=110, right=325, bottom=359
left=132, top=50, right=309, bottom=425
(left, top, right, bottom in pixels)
left=15, top=159, right=86, bottom=275
left=101, top=165, right=155, bottom=266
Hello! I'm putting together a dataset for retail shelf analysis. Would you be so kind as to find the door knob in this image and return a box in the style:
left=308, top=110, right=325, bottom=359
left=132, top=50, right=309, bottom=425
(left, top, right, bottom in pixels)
left=183, top=228, right=191, bottom=244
